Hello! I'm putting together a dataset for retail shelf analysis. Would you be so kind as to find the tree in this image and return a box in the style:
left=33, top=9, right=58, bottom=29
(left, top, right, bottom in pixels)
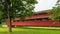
left=48, top=0, right=60, bottom=21
left=0, top=0, right=37, bottom=32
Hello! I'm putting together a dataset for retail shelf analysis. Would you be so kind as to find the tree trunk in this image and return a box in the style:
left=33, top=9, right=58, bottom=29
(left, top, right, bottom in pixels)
left=9, top=16, right=12, bottom=32
left=7, top=8, right=12, bottom=32
left=6, top=0, right=12, bottom=32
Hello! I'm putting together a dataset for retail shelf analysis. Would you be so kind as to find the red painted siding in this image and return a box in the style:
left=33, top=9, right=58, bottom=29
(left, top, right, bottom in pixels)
left=26, top=13, right=50, bottom=19
left=6, top=20, right=60, bottom=27
left=6, top=13, right=60, bottom=27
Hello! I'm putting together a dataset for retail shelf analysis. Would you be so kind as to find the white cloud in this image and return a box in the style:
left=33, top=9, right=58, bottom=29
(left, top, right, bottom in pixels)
left=34, top=0, right=57, bottom=12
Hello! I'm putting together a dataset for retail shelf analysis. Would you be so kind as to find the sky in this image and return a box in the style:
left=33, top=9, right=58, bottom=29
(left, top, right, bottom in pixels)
left=34, top=0, right=58, bottom=12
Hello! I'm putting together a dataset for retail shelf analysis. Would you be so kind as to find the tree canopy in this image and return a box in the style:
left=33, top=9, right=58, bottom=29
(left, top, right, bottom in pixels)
left=48, top=0, right=60, bottom=21
left=0, top=0, right=37, bottom=21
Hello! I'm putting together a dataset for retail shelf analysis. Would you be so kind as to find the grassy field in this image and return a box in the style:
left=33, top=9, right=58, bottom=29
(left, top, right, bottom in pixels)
left=0, top=27, right=60, bottom=34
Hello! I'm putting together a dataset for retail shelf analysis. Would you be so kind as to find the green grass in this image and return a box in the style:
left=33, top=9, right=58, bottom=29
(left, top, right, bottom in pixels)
left=0, top=27, right=60, bottom=34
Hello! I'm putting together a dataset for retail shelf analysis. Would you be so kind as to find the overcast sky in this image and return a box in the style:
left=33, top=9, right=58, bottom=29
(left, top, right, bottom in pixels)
left=34, top=0, right=58, bottom=12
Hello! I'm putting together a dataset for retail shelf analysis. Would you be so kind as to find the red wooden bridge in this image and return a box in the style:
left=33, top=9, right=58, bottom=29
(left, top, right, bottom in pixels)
left=6, top=13, right=60, bottom=27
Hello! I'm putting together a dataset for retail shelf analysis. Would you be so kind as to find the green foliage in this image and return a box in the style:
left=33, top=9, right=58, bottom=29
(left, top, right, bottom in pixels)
left=0, top=0, right=37, bottom=21
left=48, top=0, right=60, bottom=21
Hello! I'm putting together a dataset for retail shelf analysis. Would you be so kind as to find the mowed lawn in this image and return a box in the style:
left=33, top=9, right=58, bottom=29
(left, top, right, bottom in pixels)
left=0, top=27, right=60, bottom=34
